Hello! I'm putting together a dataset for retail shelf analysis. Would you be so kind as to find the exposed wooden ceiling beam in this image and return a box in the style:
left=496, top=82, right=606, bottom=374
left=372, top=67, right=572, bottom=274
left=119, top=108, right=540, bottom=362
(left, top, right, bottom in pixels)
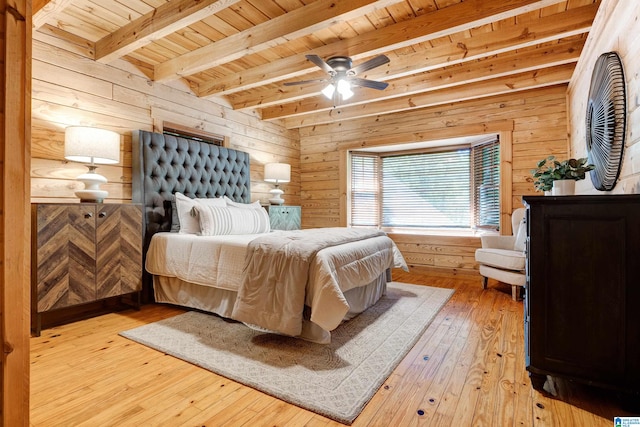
left=153, top=0, right=403, bottom=82
left=230, top=4, right=596, bottom=110
left=95, top=0, right=242, bottom=64
left=196, top=0, right=568, bottom=98
left=260, top=39, right=583, bottom=121
left=33, top=0, right=49, bottom=14
left=281, top=64, right=575, bottom=129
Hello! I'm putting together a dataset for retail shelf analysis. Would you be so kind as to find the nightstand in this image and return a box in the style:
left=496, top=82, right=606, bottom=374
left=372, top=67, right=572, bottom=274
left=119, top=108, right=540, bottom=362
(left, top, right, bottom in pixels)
left=267, top=205, right=301, bottom=230
left=31, top=203, right=143, bottom=335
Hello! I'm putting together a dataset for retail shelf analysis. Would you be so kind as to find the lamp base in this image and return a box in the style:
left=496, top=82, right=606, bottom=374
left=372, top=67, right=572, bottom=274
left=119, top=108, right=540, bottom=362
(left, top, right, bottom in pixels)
left=75, top=168, right=109, bottom=203
left=75, top=191, right=107, bottom=203
left=269, top=188, right=285, bottom=205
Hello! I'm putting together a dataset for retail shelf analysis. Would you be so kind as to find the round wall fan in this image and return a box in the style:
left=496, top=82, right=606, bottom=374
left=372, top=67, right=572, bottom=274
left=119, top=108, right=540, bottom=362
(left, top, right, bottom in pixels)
left=586, top=51, right=626, bottom=191
left=284, top=54, right=389, bottom=101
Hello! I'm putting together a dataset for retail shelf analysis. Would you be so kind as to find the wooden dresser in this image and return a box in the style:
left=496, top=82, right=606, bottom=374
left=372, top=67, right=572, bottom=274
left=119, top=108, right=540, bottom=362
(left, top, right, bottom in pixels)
left=267, top=205, right=301, bottom=230
left=522, top=195, right=640, bottom=403
left=31, top=203, right=143, bottom=335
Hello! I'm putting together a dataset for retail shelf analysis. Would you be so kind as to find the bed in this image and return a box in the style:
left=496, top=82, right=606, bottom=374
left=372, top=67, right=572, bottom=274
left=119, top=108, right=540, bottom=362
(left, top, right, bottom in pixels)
left=132, top=130, right=407, bottom=343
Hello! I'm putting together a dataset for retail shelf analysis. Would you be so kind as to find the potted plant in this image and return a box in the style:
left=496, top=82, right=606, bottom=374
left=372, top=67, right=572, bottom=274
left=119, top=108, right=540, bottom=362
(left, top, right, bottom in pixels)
left=531, top=156, right=595, bottom=195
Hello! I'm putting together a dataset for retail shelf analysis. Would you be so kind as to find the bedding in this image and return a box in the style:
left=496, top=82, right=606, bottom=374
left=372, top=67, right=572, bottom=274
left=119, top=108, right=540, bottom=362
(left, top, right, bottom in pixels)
left=233, top=228, right=388, bottom=336
left=145, top=228, right=407, bottom=341
left=194, top=204, right=271, bottom=235
left=174, top=192, right=226, bottom=234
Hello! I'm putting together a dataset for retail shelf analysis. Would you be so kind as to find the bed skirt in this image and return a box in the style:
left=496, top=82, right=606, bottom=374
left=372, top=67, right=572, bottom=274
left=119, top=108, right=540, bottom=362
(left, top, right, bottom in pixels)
left=153, top=270, right=389, bottom=343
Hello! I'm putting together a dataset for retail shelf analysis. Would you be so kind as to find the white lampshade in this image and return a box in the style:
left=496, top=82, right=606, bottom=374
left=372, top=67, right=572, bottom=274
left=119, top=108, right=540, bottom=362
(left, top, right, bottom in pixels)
left=321, top=84, right=336, bottom=99
left=264, top=163, right=290, bottom=205
left=337, top=79, right=353, bottom=100
left=264, top=163, right=291, bottom=184
left=322, top=80, right=353, bottom=101
left=64, top=126, right=121, bottom=164
left=64, top=126, right=121, bottom=203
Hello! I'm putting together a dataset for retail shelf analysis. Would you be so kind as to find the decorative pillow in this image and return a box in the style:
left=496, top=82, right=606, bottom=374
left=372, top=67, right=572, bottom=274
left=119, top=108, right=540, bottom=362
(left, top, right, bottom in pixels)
left=513, top=217, right=527, bottom=252
left=224, top=196, right=262, bottom=209
left=169, top=199, right=180, bottom=232
left=174, top=192, right=226, bottom=234
left=161, top=199, right=180, bottom=232
left=195, top=204, right=270, bottom=235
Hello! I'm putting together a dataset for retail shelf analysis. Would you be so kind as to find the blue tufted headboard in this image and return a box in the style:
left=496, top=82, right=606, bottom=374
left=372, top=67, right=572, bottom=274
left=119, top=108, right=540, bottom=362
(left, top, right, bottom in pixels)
left=132, top=130, right=251, bottom=298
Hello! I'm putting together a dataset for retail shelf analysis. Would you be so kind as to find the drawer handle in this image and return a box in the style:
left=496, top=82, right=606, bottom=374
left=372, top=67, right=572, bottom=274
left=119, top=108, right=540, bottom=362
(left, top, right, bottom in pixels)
left=84, top=212, right=93, bottom=219
left=99, top=212, right=107, bottom=218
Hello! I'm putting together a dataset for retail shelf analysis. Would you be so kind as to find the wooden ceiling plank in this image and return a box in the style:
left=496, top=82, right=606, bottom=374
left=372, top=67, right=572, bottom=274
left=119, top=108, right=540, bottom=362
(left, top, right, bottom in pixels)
left=260, top=38, right=584, bottom=120
left=197, top=0, right=569, bottom=97
left=46, top=6, right=115, bottom=41
left=281, top=64, right=574, bottom=128
left=95, top=0, right=243, bottom=63
left=153, top=0, right=405, bottom=82
left=230, top=4, right=596, bottom=109
left=33, top=0, right=79, bottom=30
left=244, top=0, right=287, bottom=19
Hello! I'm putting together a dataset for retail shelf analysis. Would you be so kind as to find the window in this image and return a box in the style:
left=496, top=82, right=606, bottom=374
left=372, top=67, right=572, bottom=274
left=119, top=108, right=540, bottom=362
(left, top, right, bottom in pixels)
left=162, top=122, right=225, bottom=146
left=349, top=138, right=500, bottom=230
left=472, top=140, right=500, bottom=228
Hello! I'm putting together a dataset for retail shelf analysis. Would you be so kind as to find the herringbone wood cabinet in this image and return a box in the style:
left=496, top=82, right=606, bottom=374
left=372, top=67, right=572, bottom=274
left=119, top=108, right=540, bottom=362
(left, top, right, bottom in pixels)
left=31, top=203, right=143, bottom=334
left=266, top=205, right=301, bottom=230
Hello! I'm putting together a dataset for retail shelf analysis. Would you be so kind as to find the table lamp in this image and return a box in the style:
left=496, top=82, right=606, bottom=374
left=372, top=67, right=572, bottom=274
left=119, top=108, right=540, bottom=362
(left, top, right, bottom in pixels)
left=64, top=126, right=120, bottom=203
left=264, top=162, right=291, bottom=205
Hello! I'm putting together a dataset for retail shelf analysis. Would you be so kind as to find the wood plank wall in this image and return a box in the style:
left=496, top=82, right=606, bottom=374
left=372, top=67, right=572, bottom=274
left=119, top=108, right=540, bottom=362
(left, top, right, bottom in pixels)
left=299, top=85, right=570, bottom=275
left=568, top=0, right=640, bottom=194
left=30, top=33, right=300, bottom=207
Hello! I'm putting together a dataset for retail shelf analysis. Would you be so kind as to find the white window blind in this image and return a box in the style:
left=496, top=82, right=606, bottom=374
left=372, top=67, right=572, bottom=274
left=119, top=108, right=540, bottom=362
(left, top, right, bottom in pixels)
left=472, top=140, right=500, bottom=229
left=350, top=154, right=380, bottom=227
left=382, top=150, right=471, bottom=228
left=350, top=138, right=500, bottom=230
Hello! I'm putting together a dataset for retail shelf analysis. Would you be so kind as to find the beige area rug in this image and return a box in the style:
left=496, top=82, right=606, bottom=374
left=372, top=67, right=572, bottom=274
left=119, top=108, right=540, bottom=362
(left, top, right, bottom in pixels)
left=120, top=282, right=453, bottom=425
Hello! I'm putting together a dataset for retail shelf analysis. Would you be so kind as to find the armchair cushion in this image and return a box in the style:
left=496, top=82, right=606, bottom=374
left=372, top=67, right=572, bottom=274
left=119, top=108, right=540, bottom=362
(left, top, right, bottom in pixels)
left=475, top=247, right=525, bottom=271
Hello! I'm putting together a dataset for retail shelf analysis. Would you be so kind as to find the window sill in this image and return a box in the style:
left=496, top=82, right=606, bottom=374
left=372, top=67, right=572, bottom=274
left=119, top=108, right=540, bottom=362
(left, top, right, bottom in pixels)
left=383, top=227, right=497, bottom=238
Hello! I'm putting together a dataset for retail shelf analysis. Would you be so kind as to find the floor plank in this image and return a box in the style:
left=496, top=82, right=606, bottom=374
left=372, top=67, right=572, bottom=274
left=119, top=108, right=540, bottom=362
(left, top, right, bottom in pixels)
left=30, top=271, right=634, bottom=426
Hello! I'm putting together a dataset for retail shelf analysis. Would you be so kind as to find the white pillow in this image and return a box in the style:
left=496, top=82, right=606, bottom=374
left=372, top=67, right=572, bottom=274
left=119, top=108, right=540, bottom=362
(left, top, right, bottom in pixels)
left=195, top=204, right=270, bottom=235
left=513, top=217, right=527, bottom=252
left=174, top=192, right=225, bottom=234
left=224, top=196, right=262, bottom=209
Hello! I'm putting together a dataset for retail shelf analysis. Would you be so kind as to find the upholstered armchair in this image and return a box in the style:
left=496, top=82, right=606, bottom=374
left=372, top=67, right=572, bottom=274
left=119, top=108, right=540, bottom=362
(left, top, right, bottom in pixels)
left=475, top=208, right=526, bottom=300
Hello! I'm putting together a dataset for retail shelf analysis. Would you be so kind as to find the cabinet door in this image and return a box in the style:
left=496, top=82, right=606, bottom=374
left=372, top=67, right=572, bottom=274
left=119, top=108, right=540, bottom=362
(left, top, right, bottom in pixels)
left=527, top=201, right=635, bottom=385
left=35, top=204, right=97, bottom=311
left=269, top=206, right=301, bottom=230
left=95, top=204, right=142, bottom=299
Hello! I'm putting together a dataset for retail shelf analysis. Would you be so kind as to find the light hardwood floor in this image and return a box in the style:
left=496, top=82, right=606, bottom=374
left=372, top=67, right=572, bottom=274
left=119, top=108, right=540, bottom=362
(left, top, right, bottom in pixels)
left=30, top=271, right=633, bottom=426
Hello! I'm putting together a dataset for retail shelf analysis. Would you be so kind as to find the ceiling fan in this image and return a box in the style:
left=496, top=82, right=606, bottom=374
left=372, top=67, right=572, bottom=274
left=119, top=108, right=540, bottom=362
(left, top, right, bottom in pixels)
left=284, top=54, right=390, bottom=102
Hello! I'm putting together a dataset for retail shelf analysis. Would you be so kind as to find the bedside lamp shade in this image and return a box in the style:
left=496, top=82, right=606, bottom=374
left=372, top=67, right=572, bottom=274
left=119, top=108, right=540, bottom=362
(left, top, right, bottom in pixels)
left=64, top=126, right=121, bottom=203
left=264, top=162, right=290, bottom=205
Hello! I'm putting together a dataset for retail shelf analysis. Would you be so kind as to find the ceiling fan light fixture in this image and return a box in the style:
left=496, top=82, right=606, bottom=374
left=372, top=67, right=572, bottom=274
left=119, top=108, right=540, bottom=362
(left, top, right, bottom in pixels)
left=321, top=83, right=336, bottom=99
left=337, top=79, right=353, bottom=100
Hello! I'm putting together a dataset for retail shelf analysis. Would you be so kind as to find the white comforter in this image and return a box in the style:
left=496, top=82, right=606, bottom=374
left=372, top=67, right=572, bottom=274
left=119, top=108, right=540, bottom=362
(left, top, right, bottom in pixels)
left=145, top=229, right=408, bottom=336
left=146, top=233, right=257, bottom=291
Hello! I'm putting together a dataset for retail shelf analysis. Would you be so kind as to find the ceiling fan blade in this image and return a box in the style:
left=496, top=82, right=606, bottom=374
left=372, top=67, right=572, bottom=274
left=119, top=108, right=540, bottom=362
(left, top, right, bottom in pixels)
left=350, top=55, right=390, bottom=74
left=283, top=78, right=328, bottom=86
left=305, top=54, right=334, bottom=74
left=349, top=77, right=389, bottom=90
